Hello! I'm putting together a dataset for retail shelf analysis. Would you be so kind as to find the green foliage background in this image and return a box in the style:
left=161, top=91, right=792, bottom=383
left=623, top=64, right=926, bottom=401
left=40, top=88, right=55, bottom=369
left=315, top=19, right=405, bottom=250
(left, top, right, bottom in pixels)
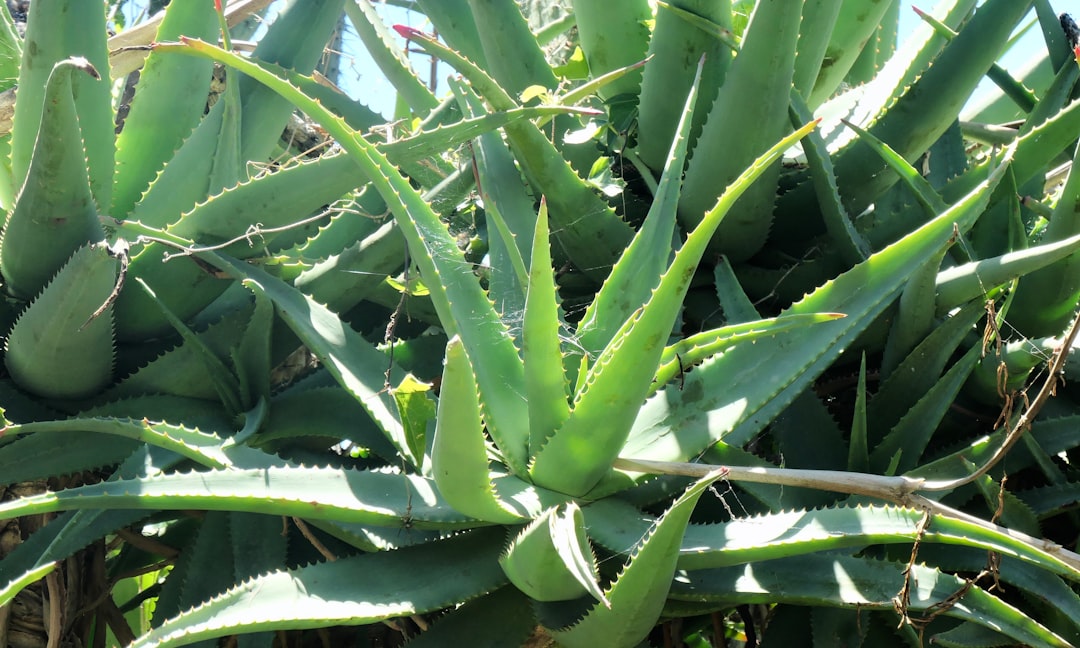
left=2, top=1, right=1080, bottom=646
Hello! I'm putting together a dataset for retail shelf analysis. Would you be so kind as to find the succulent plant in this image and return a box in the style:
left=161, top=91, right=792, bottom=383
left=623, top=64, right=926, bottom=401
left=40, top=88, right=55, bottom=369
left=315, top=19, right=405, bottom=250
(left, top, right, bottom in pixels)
left=5, top=1, right=1080, bottom=647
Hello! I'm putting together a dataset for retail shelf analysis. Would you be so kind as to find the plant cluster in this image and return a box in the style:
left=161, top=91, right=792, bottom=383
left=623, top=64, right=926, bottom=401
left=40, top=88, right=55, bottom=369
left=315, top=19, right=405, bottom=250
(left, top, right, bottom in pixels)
left=3, top=1, right=1080, bottom=647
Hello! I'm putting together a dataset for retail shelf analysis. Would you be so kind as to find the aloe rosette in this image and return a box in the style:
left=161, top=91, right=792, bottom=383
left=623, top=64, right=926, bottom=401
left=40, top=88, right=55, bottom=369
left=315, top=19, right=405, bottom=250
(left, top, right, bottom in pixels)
left=4, top=2, right=1080, bottom=647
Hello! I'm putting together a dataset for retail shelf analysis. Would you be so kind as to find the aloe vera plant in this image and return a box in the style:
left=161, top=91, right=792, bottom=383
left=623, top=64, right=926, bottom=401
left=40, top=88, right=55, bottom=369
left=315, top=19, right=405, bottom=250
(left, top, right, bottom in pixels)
left=6, top=1, right=1080, bottom=646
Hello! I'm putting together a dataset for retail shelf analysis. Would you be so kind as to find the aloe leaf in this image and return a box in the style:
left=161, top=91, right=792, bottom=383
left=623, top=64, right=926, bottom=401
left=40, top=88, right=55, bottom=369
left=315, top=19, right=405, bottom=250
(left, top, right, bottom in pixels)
left=880, top=236, right=954, bottom=378
left=972, top=472, right=1042, bottom=536
left=0, top=431, right=137, bottom=486
left=1015, top=33, right=1075, bottom=136
left=0, top=396, right=232, bottom=485
left=636, top=0, right=731, bottom=171
left=156, top=36, right=534, bottom=474
left=105, top=300, right=254, bottom=401
left=397, top=26, right=633, bottom=282
left=549, top=470, right=723, bottom=647
left=713, top=257, right=759, bottom=323
left=131, top=528, right=506, bottom=648
left=652, top=313, right=845, bottom=395
left=449, top=77, right=532, bottom=323
left=576, top=56, right=704, bottom=358
left=793, top=0, right=844, bottom=98
left=569, top=0, right=650, bottom=99
left=947, top=82, right=1080, bottom=207
left=403, top=588, right=536, bottom=648
left=523, top=200, right=571, bottom=450
left=935, top=231, right=1080, bottom=313
left=203, top=254, right=415, bottom=466
left=135, top=278, right=244, bottom=414
left=261, top=384, right=399, bottom=461
left=869, top=299, right=985, bottom=443
left=155, top=511, right=235, bottom=630
left=913, top=5, right=1039, bottom=115
left=807, top=0, right=897, bottom=107
left=921, top=544, right=1080, bottom=641
left=499, top=503, right=606, bottom=604
left=432, top=337, right=527, bottom=524
left=467, top=0, right=558, bottom=96
left=869, top=344, right=981, bottom=474
left=120, top=102, right=559, bottom=339
left=0, top=439, right=196, bottom=609
left=841, top=117, right=948, bottom=218
left=1007, top=130, right=1080, bottom=337
left=679, top=0, right=802, bottom=261
left=4, top=243, right=116, bottom=399
left=531, top=121, right=820, bottom=497
left=232, top=282, right=274, bottom=406
left=293, top=221, right=405, bottom=313
left=911, top=415, right=1080, bottom=485
left=344, top=0, right=438, bottom=115
left=585, top=502, right=1080, bottom=581
left=11, top=0, right=112, bottom=210
left=0, top=509, right=148, bottom=609
left=845, top=0, right=899, bottom=84
left=668, top=555, right=1072, bottom=648
left=849, top=354, right=870, bottom=472
left=414, top=0, right=487, bottom=68
left=0, top=466, right=474, bottom=530
left=1019, top=481, right=1080, bottom=518
left=1, top=59, right=104, bottom=299
left=111, top=2, right=218, bottom=217
left=834, top=0, right=1032, bottom=215
left=237, top=0, right=346, bottom=164
left=624, top=145, right=1013, bottom=464
left=0, top=415, right=265, bottom=471
left=790, top=89, right=869, bottom=266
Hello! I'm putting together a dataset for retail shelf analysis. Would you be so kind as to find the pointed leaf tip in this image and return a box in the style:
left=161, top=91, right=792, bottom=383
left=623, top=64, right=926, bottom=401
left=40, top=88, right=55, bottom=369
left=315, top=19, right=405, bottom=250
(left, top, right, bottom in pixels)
left=64, top=57, right=100, bottom=80
left=393, top=24, right=425, bottom=40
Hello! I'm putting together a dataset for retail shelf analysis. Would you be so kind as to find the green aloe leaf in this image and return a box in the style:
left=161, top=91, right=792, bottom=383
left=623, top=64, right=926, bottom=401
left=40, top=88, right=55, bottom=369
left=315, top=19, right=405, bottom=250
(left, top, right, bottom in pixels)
left=618, top=143, right=1015, bottom=470
left=569, top=0, right=650, bottom=99
left=668, top=555, right=1072, bottom=648
left=131, top=528, right=508, bottom=648
left=0, top=466, right=473, bottom=530
left=0, top=412, right=277, bottom=472
left=237, top=0, right=346, bottom=164
left=652, top=313, right=845, bottom=395
left=636, top=0, right=731, bottom=171
left=576, top=56, right=704, bottom=359
left=467, top=0, right=558, bottom=97
left=807, top=0, right=896, bottom=107
left=154, top=36, right=534, bottom=475
left=111, top=1, right=218, bottom=217
left=499, top=503, right=606, bottom=604
left=549, top=470, right=724, bottom=647
left=523, top=199, right=571, bottom=452
left=4, top=243, right=116, bottom=399
left=432, top=337, right=529, bottom=524
left=790, top=90, right=869, bottom=266
left=344, top=0, right=438, bottom=115
left=868, top=344, right=981, bottom=474
left=679, top=0, right=802, bottom=261
left=395, top=25, right=633, bottom=282
left=203, top=254, right=413, bottom=466
left=11, top=0, right=113, bottom=211
left=1, top=59, right=104, bottom=299
left=585, top=502, right=1080, bottom=580
left=531, top=121, right=820, bottom=497
left=403, top=589, right=536, bottom=648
